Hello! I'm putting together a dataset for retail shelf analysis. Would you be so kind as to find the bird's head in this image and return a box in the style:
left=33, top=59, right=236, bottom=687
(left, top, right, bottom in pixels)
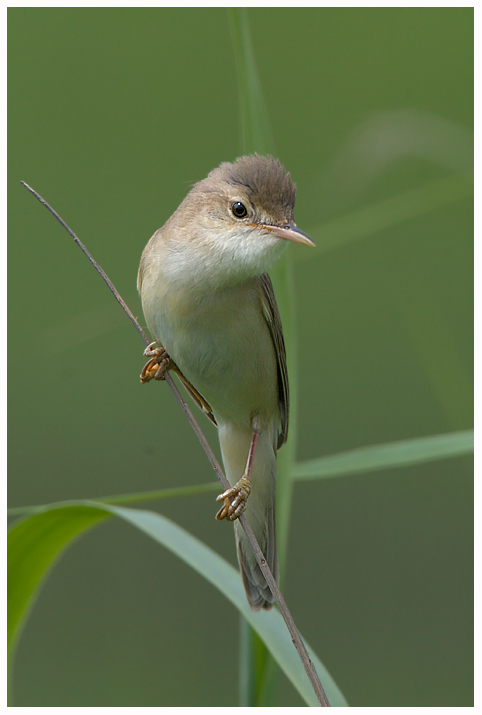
left=161, top=154, right=315, bottom=289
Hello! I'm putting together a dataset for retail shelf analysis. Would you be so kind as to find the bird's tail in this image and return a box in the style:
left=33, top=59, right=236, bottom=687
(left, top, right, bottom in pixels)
left=218, top=424, right=278, bottom=611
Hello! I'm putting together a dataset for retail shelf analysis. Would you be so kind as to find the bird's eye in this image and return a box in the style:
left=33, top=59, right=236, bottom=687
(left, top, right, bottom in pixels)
left=231, top=201, right=248, bottom=218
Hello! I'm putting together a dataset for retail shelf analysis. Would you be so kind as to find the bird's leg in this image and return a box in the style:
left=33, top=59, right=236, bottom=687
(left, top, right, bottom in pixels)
left=140, top=341, right=177, bottom=383
left=216, top=426, right=260, bottom=522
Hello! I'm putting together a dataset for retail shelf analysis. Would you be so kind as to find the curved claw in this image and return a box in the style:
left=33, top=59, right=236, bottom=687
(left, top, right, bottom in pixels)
left=215, top=497, right=232, bottom=521
left=143, top=341, right=159, bottom=358
left=140, top=342, right=174, bottom=383
left=215, top=476, right=251, bottom=522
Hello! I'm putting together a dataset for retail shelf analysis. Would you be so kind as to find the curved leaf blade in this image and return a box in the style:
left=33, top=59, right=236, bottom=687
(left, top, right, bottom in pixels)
left=8, top=504, right=109, bottom=655
left=302, top=173, right=473, bottom=258
left=293, top=430, right=474, bottom=481
left=8, top=502, right=348, bottom=707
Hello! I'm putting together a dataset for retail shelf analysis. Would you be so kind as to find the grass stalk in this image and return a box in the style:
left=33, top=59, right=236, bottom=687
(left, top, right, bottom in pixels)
left=229, top=8, right=299, bottom=705
left=20, top=180, right=331, bottom=706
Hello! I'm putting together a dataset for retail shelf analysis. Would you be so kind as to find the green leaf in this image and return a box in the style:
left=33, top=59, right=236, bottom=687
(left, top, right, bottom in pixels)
left=228, top=8, right=274, bottom=157
left=303, top=173, right=473, bottom=257
left=229, top=8, right=297, bottom=705
left=8, top=502, right=348, bottom=707
left=293, top=430, right=474, bottom=481
left=228, top=4, right=297, bottom=581
left=8, top=504, right=109, bottom=656
left=7, top=481, right=219, bottom=517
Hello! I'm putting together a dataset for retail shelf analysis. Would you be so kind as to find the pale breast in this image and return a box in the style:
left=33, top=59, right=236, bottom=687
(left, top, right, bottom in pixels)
left=142, top=278, right=280, bottom=430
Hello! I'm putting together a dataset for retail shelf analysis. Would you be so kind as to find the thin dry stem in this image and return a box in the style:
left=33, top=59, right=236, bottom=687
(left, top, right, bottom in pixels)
left=21, top=181, right=330, bottom=707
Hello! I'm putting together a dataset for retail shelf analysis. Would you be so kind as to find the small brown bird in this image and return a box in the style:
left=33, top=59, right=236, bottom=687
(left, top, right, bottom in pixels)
left=138, top=155, right=314, bottom=610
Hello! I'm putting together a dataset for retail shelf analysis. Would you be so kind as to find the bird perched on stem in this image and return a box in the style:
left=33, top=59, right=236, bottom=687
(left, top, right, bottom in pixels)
left=138, top=154, right=315, bottom=610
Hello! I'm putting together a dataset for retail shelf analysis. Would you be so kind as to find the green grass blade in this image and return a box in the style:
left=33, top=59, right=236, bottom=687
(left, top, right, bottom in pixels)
left=228, top=7, right=297, bottom=706
left=114, top=503, right=348, bottom=706
left=228, top=8, right=274, bottom=156
left=228, top=4, right=297, bottom=581
left=238, top=616, right=256, bottom=706
left=8, top=502, right=348, bottom=707
left=7, top=481, right=219, bottom=517
left=8, top=505, right=110, bottom=669
left=300, top=173, right=473, bottom=258
left=293, top=430, right=474, bottom=481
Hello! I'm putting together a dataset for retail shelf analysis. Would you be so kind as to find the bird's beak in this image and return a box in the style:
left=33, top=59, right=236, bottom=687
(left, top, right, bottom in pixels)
left=260, top=223, right=316, bottom=248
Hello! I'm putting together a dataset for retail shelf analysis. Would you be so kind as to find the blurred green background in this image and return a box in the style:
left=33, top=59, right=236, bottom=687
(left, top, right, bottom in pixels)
left=8, top=7, right=473, bottom=707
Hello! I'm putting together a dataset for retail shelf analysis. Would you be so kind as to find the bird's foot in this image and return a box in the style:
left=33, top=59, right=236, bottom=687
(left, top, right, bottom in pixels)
left=215, top=475, right=251, bottom=521
left=140, top=341, right=176, bottom=383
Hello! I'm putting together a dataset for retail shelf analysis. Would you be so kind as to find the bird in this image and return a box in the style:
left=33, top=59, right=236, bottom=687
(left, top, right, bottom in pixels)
left=137, top=154, right=315, bottom=610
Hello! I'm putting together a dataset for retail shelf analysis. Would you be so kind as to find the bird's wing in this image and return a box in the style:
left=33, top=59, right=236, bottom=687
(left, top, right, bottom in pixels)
left=257, top=273, right=289, bottom=449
